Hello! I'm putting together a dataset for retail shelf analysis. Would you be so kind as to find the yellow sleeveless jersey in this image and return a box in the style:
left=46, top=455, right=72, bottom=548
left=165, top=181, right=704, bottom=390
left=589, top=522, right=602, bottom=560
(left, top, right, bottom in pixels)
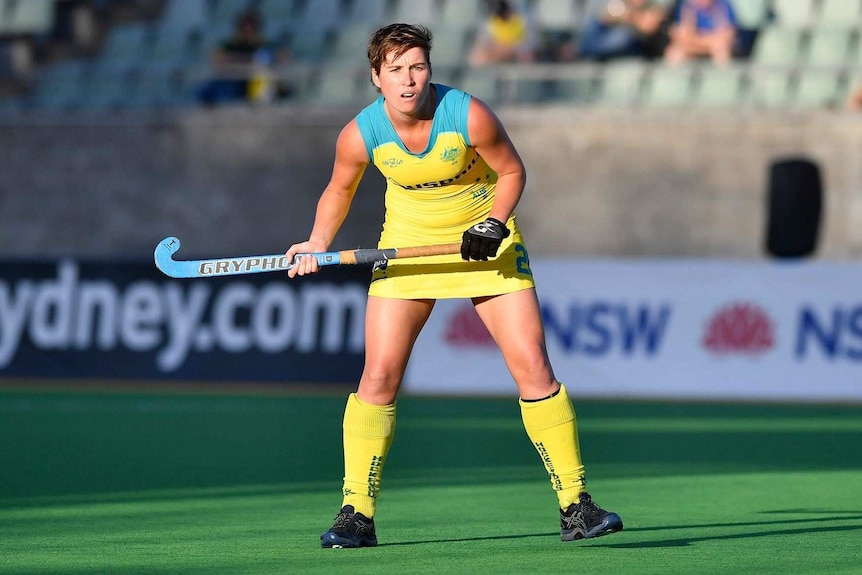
left=487, top=14, right=528, bottom=46
left=355, top=84, right=535, bottom=299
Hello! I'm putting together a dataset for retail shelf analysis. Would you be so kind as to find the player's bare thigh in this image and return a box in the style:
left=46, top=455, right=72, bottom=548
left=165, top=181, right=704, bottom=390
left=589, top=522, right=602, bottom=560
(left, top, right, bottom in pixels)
left=473, top=288, right=559, bottom=400
left=357, top=296, right=436, bottom=405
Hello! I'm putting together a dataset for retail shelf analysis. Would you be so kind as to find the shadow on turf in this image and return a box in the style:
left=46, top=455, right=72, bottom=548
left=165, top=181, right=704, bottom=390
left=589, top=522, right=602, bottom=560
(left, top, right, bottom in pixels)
left=380, top=532, right=559, bottom=546
left=378, top=511, right=862, bottom=547
left=590, top=510, right=862, bottom=549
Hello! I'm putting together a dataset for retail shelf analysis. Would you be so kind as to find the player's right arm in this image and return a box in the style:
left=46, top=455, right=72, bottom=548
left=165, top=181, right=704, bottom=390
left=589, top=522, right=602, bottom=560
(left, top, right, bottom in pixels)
left=286, top=119, right=369, bottom=277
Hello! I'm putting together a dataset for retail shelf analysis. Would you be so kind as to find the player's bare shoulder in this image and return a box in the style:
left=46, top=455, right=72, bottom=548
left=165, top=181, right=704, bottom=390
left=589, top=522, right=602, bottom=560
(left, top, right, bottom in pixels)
left=466, top=95, right=507, bottom=148
left=335, top=118, right=370, bottom=165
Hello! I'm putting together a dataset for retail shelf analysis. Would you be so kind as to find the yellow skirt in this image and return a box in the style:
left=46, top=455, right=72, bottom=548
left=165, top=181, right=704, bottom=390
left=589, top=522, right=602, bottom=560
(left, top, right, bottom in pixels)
left=368, top=225, right=536, bottom=300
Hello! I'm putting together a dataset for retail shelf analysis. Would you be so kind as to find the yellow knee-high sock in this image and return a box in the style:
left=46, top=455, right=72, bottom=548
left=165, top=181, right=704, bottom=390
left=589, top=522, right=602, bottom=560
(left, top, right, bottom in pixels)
left=520, top=384, right=587, bottom=509
left=340, top=393, right=396, bottom=518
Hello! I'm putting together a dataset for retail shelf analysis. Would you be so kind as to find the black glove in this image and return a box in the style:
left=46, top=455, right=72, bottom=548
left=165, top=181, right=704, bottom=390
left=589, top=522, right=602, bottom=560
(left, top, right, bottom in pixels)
left=461, top=217, right=511, bottom=261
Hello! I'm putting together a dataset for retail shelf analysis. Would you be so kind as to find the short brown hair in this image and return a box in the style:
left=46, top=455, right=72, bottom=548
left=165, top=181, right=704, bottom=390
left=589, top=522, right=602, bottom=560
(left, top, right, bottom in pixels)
left=367, top=23, right=433, bottom=74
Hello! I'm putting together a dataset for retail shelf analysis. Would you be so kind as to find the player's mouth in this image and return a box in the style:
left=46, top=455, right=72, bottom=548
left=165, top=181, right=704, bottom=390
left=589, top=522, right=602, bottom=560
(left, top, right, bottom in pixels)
left=401, top=91, right=416, bottom=99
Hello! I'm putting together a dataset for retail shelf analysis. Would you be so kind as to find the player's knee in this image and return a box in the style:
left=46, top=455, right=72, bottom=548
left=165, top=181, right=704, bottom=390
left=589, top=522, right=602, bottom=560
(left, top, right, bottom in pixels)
left=511, top=346, right=553, bottom=377
left=358, top=367, right=402, bottom=403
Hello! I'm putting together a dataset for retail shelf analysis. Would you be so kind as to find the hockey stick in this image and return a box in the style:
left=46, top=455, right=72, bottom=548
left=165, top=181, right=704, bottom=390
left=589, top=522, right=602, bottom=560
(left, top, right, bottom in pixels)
left=154, top=236, right=462, bottom=278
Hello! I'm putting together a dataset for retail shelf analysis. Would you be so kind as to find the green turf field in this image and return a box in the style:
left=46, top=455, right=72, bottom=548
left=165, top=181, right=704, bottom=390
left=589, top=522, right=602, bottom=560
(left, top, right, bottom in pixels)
left=1, top=389, right=861, bottom=575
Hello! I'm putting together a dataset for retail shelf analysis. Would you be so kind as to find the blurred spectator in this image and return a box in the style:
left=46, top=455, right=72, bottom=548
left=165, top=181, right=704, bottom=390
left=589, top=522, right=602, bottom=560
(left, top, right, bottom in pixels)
left=577, top=0, right=670, bottom=61
left=468, top=0, right=536, bottom=66
left=664, top=0, right=738, bottom=66
left=846, top=82, right=862, bottom=111
left=196, top=9, right=290, bottom=106
left=52, top=0, right=99, bottom=55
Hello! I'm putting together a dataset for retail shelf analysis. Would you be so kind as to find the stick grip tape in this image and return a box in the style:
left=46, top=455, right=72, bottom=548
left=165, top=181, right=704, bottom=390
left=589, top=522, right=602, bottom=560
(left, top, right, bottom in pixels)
left=342, top=243, right=461, bottom=265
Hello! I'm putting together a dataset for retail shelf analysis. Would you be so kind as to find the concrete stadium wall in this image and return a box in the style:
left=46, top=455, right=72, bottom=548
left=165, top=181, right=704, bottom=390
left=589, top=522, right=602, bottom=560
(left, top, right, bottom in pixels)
left=2, top=106, right=860, bottom=260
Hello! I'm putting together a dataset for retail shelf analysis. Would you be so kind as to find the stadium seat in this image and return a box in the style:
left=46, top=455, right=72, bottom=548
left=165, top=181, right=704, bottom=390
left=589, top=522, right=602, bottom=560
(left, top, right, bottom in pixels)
left=356, top=72, right=380, bottom=102
left=817, top=0, right=862, bottom=28
left=30, top=77, right=81, bottom=109
left=793, top=69, right=843, bottom=109
left=751, top=27, right=805, bottom=68
left=532, top=0, right=584, bottom=33
left=771, top=0, right=815, bottom=28
left=329, top=24, right=377, bottom=67
left=748, top=69, right=795, bottom=108
left=285, top=28, right=330, bottom=62
left=147, top=28, right=204, bottom=66
left=40, top=59, right=91, bottom=81
left=99, top=23, right=153, bottom=67
left=346, top=0, right=388, bottom=26
left=429, top=27, right=474, bottom=68
left=460, top=67, right=501, bottom=105
left=125, top=66, right=190, bottom=108
left=641, top=65, right=696, bottom=108
left=0, top=39, right=11, bottom=79
left=307, top=65, right=365, bottom=106
left=692, top=65, right=747, bottom=108
left=391, top=0, right=438, bottom=28
left=550, top=64, right=598, bottom=104
left=732, top=0, right=772, bottom=30
left=805, top=28, right=856, bottom=68
left=0, top=95, right=24, bottom=113
left=257, top=0, right=299, bottom=31
left=76, top=66, right=135, bottom=110
left=199, top=21, right=233, bottom=52
left=292, top=0, right=342, bottom=35
left=430, top=66, right=462, bottom=89
left=594, top=59, right=646, bottom=107
left=439, top=0, right=486, bottom=30
left=159, top=0, right=209, bottom=35
left=509, top=75, right=553, bottom=104
left=0, top=0, right=53, bottom=35
left=211, top=0, right=252, bottom=28
left=0, top=0, right=8, bottom=34
left=30, top=60, right=91, bottom=110
left=269, top=63, right=313, bottom=103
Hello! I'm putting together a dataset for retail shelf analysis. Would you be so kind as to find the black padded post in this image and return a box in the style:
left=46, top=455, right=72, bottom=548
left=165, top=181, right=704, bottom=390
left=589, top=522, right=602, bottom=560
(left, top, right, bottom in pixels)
left=765, top=157, right=822, bottom=258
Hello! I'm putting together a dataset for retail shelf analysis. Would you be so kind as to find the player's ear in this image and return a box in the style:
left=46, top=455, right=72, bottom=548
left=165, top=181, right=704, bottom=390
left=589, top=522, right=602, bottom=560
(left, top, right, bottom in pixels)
left=371, top=68, right=381, bottom=89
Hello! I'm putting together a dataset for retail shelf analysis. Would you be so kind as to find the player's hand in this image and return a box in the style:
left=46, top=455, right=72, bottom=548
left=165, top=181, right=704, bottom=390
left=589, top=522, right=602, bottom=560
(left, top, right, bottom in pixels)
left=461, top=217, right=510, bottom=261
left=285, top=240, right=327, bottom=278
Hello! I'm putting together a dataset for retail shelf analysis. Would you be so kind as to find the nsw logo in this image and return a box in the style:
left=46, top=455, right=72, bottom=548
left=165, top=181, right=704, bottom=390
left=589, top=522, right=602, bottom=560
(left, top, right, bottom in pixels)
left=702, top=302, right=774, bottom=355
left=444, top=304, right=495, bottom=347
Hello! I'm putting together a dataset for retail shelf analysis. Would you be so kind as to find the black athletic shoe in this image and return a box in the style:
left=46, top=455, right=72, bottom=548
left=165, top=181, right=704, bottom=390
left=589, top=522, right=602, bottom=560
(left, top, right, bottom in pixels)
left=320, top=505, right=378, bottom=548
left=560, top=492, right=623, bottom=541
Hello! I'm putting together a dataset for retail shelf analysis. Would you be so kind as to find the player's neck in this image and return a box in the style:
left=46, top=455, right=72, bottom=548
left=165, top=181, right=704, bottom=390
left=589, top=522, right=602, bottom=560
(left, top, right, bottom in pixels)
left=384, top=84, right=436, bottom=129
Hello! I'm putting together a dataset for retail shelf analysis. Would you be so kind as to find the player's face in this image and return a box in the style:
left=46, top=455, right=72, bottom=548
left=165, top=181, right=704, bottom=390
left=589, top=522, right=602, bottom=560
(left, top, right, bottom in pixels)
left=372, top=46, right=432, bottom=116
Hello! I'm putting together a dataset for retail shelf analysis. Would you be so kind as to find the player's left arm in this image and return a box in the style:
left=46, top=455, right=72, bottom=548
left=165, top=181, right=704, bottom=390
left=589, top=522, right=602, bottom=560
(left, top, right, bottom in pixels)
left=467, top=97, right=527, bottom=224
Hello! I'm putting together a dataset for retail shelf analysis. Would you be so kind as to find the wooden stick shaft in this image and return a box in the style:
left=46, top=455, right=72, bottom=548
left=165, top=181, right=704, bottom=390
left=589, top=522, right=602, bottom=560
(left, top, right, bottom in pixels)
left=339, top=243, right=461, bottom=265
left=395, top=243, right=462, bottom=258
